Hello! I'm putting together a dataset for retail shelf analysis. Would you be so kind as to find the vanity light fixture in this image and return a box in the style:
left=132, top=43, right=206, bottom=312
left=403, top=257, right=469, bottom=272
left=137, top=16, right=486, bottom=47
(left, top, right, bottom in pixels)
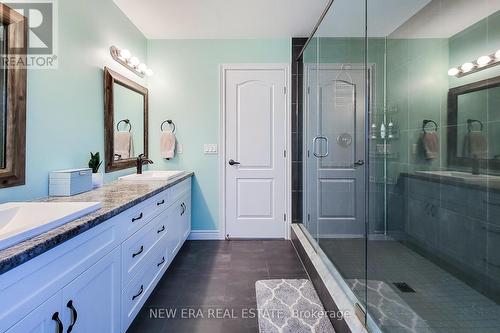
left=449, top=49, right=500, bottom=77
left=110, top=45, right=153, bottom=78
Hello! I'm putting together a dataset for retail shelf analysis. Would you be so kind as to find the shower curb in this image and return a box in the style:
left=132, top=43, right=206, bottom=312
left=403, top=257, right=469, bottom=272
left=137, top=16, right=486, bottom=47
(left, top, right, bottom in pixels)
left=291, top=224, right=368, bottom=333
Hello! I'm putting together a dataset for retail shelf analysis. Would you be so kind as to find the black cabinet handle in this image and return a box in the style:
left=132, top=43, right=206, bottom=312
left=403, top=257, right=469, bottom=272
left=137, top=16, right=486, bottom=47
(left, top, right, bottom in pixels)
left=157, top=256, right=165, bottom=267
left=157, top=225, right=165, bottom=234
left=66, top=300, right=78, bottom=333
left=52, top=312, right=63, bottom=333
left=157, top=199, right=165, bottom=206
left=181, top=203, right=185, bottom=216
left=132, top=285, right=144, bottom=300
left=132, top=212, right=143, bottom=222
left=132, top=246, right=144, bottom=258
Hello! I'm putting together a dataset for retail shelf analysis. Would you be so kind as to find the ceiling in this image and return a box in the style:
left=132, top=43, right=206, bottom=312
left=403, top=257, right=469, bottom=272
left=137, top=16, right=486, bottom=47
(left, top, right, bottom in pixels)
left=390, top=0, right=500, bottom=38
left=113, top=0, right=329, bottom=39
left=317, top=0, right=432, bottom=37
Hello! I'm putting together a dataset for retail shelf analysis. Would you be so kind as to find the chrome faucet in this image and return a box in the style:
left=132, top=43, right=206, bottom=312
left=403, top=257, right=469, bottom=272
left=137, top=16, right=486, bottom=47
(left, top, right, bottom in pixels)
left=136, top=154, right=153, bottom=174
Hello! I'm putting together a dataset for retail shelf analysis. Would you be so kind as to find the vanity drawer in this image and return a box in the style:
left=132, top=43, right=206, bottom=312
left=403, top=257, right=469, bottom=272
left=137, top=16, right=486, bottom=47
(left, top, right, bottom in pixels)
left=123, top=190, right=169, bottom=238
left=121, top=208, right=169, bottom=287
left=122, top=243, right=168, bottom=331
left=169, top=178, right=191, bottom=205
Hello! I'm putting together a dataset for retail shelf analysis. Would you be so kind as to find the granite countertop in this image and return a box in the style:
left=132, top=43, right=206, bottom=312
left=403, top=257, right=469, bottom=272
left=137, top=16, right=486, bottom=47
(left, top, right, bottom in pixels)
left=0, top=172, right=193, bottom=275
left=401, top=171, right=500, bottom=194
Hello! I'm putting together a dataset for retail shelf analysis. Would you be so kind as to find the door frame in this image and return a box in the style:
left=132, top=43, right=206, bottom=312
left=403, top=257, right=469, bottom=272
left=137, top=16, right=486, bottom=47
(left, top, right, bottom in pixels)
left=219, top=64, right=291, bottom=240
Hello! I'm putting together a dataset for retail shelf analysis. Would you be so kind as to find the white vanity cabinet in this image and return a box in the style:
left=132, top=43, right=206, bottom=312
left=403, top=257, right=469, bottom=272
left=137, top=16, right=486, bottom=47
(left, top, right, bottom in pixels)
left=0, top=177, right=192, bottom=333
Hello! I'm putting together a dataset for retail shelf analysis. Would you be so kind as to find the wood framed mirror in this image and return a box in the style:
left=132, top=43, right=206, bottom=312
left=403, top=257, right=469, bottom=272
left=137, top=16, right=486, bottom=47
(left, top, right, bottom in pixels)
left=104, top=67, right=148, bottom=173
left=0, top=4, right=27, bottom=188
left=447, top=75, right=500, bottom=171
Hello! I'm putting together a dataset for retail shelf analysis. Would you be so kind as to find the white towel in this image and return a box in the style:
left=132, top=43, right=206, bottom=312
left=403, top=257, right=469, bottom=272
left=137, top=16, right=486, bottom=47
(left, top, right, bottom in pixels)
left=114, top=131, right=134, bottom=160
left=160, top=132, right=176, bottom=159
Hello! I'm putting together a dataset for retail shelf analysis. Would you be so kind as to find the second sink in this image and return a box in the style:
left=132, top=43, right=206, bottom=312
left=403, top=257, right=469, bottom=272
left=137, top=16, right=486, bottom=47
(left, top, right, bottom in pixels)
left=119, top=170, right=185, bottom=182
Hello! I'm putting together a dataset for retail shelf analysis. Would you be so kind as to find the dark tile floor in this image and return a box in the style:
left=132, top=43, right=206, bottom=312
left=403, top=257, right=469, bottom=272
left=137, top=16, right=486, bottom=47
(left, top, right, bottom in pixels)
left=127, top=240, right=309, bottom=333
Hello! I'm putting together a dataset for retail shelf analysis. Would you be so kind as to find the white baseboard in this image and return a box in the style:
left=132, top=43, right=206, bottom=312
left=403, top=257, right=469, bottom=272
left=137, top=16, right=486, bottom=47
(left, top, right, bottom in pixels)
left=188, top=230, right=225, bottom=240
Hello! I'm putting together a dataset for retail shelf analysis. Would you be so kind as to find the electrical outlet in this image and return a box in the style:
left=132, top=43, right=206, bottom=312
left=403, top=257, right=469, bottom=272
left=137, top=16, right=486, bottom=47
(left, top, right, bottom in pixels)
left=204, top=144, right=218, bottom=155
left=177, top=143, right=183, bottom=154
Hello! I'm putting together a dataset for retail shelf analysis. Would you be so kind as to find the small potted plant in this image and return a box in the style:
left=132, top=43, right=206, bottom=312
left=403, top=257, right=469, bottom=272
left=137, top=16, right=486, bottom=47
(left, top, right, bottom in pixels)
left=89, top=152, right=103, bottom=188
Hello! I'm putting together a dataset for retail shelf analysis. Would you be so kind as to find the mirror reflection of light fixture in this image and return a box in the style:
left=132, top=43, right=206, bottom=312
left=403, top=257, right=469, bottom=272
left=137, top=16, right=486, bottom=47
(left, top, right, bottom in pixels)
left=448, top=67, right=460, bottom=76
left=109, top=46, right=153, bottom=78
left=477, top=55, right=492, bottom=67
left=449, top=49, right=500, bottom=77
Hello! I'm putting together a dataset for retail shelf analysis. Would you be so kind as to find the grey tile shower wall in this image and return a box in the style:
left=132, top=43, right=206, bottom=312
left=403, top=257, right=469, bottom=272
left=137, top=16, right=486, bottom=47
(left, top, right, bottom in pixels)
left=292, top=38, right=307, bottom=224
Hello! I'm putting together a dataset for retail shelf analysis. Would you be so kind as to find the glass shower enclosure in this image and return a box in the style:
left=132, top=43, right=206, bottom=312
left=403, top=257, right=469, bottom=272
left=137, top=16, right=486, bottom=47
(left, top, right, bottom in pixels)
left=298, top=1, right=500, bottom=332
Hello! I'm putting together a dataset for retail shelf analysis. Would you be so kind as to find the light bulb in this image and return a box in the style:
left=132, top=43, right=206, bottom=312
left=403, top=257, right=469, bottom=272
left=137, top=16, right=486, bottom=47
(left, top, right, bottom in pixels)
left=495, top=50, right=500, bottom=60
left=477, top=55, right=492, bottom=67
left=461, top=62, right=475, bottom=73
left=129, top=57, right=140, bottom=67
left=145, top=69, right=154, bottom=77
left=137, top=63, right=147, bottom=73
left=119, top=49, right=131, bottom=60
left=448, top=67, right=459, bottom=76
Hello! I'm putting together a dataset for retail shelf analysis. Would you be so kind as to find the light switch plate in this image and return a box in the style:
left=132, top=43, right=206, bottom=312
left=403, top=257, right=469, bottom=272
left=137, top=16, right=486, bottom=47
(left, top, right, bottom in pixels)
left=204, top=144, right=218, bottom=155
left=177, top=143, right=183, bottom=154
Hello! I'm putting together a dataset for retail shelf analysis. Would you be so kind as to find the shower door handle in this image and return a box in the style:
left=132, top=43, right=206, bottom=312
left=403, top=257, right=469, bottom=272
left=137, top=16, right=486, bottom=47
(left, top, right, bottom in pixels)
left=312, top=136, right=329, bottom=158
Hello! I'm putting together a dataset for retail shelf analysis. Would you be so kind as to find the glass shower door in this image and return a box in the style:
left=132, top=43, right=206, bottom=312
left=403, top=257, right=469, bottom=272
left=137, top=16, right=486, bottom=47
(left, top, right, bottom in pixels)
left=301, top=0, right=369, bottom=326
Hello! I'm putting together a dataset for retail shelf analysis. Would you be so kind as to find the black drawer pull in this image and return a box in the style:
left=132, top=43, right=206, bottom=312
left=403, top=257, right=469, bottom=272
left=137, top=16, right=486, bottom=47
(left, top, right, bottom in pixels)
left=52, top=312, right=63, bottom=333
left=181, top=203, right=185, bottom=216
left=66, top=300, right=78, bottom=333
left=132, top=285, right=144, bottom=300
left=157, top=199, right=165, bottom=206
left=132, top=212, right=143, bottom=222
left=157, top=225, right=165, bottom=234
left=132, top=246, right=144, bottom=258
left=157, top=256, right=165, bottom=267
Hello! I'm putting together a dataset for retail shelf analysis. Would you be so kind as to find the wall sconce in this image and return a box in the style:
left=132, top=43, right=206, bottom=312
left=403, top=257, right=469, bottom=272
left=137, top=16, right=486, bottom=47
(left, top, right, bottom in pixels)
left=448, top=49, right=500, bottom=77
left=110, top=45, right=153, bottom=78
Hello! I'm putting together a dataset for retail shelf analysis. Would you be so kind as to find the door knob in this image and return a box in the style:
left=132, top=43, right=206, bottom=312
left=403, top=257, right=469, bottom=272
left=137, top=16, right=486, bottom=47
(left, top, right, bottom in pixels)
left=228, top=159, right=240, bottom=166
left=354, top=160, right=365, bottom=166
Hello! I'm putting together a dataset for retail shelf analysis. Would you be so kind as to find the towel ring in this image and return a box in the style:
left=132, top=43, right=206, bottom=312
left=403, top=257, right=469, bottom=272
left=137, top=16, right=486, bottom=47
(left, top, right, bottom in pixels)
left=117, top=119, right=131, bottom=132
left=422, top=119, right=438, bottom=133
left=161, top=120, right=175, bottom=133
left=467, top=119, right=483, bottom=132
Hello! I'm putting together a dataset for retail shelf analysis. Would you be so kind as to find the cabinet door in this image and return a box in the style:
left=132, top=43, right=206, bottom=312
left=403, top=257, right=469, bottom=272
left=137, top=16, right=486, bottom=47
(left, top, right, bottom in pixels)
left=61, top=247, right=121, bottom=333
left=166, top=201, right=183, bottom=257
left=180, top=193, right=191, bottom=241
left=6, top=292, right=63, bottom=333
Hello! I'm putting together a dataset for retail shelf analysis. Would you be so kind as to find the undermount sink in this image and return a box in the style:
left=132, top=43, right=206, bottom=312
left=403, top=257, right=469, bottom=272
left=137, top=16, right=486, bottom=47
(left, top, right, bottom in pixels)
left=0, top=202, right=102, bottom=250
left=119, top=170, right=185, bottom=182
left=416, top=170, right=500, bottom=185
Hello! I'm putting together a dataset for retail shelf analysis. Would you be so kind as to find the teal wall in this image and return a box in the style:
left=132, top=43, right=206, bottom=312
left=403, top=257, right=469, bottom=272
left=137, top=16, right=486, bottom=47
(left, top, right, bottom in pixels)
left=386, top=37, right=449, bottom=178
left=385, top=9, right=500, bottom=181
left=0, top=0, right=147, bottom=202
left=147, top=39, right=291, bottom=231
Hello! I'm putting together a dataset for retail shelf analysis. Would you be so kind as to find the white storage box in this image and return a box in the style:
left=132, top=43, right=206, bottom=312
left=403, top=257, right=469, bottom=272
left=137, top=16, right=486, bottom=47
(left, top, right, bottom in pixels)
left=49, top=168, right=93, bottom=196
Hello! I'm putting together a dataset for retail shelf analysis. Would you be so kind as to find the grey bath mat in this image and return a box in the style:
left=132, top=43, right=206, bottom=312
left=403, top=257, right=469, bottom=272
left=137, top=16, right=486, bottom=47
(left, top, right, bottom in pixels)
left=255, top=279, right=335, bottom=333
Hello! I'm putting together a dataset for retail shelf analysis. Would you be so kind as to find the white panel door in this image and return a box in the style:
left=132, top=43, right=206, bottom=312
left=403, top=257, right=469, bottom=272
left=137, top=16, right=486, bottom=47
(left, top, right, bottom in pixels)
left=224, top=66, right=287, bottom=239
left=305, top=64, right=367, bottom=237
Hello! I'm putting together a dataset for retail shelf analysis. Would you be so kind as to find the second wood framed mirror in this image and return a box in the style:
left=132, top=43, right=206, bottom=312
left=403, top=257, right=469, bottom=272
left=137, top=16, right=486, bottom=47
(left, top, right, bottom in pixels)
left=104, top=67, right=149, bottom=173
